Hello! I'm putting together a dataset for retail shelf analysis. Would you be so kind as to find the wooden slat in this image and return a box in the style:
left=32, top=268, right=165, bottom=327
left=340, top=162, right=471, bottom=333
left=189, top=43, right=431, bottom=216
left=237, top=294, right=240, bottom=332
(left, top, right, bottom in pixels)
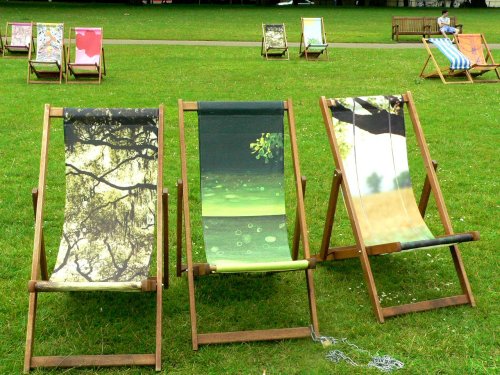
left=30, top=354, right=156, bottom=368
left=198, top=327, right=311, bottom=345
left=382, top=295, right=469, bottom=318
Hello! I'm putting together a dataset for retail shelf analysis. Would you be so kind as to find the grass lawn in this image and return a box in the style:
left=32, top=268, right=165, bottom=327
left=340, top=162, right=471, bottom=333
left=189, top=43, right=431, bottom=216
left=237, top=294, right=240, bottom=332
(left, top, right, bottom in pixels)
left=0, top=2, right=499, bottom=43
left=0, top=3, right=499, bottom=375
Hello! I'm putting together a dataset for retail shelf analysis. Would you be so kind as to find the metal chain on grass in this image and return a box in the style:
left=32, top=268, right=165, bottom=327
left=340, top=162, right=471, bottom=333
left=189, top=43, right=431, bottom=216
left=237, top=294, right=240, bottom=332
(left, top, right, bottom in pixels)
left=311, top=327, right=404, bottom=373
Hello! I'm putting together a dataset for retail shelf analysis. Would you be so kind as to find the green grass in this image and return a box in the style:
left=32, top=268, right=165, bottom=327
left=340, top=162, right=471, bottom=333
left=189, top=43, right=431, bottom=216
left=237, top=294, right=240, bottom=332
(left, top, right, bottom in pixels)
left=0, top=3, right=499, bottom=374
left=0, top=2, right=499, bottom=43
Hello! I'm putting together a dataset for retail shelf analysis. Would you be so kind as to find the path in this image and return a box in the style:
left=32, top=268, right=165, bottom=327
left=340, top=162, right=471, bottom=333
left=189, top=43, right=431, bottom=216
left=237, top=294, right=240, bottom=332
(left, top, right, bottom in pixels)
left=104, top=39, right=500, bottom=49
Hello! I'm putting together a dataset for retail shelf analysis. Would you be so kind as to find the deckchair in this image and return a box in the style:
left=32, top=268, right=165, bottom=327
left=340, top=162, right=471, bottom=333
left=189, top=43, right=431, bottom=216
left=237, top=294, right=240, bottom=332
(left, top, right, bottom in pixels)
left=177, top=99, right=319, bottom=349
left=24, top=105, right=166, bottom=372
left=299, top=17, right=328, bottom=61
left=456, top=34, right=500, bottom=83
left=3, top=22, right=33, bottom=58
left=261, top=23, right=289, bottom=60
left=420, top=38, right=473, bottom=84
left=315, top=92, right=479, bottom=323
left=66, top=27, right=106, bottom=84
left=28, top=23, right=65, bottom=84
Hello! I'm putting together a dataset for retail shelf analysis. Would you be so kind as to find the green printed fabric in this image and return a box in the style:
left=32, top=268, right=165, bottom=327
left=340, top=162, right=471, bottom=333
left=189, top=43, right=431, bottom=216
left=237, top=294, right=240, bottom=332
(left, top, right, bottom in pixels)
left=198, top=102, right=304, bottom=273
left=50, top=108, right=159, bottom=283
left=330, top=96, right=434, bottom=247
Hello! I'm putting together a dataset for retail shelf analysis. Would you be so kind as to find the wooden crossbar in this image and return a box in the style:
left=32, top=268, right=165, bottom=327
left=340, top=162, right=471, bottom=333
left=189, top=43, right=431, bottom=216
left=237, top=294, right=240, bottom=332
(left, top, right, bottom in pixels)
left=31, top=354, right=156, bottom=368
left=382, top=295, right=469, bottom=318
left=198, top=327, right=311, bottom=345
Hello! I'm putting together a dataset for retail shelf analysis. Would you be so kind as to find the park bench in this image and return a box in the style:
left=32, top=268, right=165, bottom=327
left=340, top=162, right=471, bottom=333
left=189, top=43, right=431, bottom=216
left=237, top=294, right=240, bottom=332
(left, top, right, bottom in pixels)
left=392, top=16, right=462, bottom=42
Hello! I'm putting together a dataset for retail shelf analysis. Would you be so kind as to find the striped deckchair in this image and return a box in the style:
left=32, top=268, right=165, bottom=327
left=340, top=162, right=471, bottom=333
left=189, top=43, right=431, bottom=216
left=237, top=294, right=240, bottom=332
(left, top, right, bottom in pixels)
left=420, top=38, right=473, bottom=84
left=177, top=99, right=319, bottom=349
left=456, top=34, right=500, bottom=83
left=25, top=106, right=166, bottom=372
left=66, top=27, right=106, bottom=84
left=315, top=92, right=479, bottom=322
left=28, top=23, right=65, bottom=84
left=299, top=17, right=328, bottom=61
left=261, top=23, right=289, bottom=60
left=3, top=22, right=33, bottom=58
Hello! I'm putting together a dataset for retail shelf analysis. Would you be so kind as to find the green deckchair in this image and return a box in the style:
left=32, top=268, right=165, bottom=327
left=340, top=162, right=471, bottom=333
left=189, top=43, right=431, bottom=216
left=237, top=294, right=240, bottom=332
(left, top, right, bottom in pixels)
left=177, top=100, right=319, bottom=349
left=316, top=92, right=479, bottom=322
left=25, top=105, right=166, bottom=372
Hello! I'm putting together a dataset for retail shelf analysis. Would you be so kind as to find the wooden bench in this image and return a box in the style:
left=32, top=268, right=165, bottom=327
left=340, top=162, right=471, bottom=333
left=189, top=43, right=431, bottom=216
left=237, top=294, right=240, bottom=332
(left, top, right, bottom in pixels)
left=392, top=16, right=462, bottom=42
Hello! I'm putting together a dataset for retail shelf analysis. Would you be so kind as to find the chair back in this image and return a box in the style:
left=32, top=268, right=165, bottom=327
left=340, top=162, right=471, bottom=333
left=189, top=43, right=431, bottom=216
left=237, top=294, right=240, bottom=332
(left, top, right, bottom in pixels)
left=456, top=34, right=486, bottom=66
left=428, top=38, right=470, bottom=70
left=197, top=102, right=293, bottom=270
left=35, top=23, right=64, bottom=64
left=10, top=22, right=32, bottom=47
left=302, top=18, right=325, bottom=46
left=263, top=24, right=287, bottom=49
left=327, top=95, right=434, bottom=246
left=74, top=27, right=103, bottom=64
left=50, top=108, right=160, bottom=283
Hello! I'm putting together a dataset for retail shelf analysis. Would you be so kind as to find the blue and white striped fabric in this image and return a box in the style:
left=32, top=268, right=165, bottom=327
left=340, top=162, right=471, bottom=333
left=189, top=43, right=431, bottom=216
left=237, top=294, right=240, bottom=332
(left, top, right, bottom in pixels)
left=429, top=38, right=471, bottom=70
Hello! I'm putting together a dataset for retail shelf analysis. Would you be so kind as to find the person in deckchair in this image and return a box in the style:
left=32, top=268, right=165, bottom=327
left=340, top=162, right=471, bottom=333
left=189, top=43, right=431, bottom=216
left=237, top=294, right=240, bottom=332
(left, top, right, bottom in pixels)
left=438, top=10, right=460, bottom=41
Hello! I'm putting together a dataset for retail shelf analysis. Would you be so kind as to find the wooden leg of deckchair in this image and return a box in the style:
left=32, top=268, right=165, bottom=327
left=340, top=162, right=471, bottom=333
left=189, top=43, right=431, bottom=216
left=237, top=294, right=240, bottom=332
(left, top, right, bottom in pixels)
left=155, top=275, right=162, bottom=371
left=358, top=251, right=385, bottom=323
left=318, top=170, right=342, bottom=261
left=31, top=188, right=48, bottom=281
left=162, top=189, right=169, bottom=289
left=24, top=292, right=38, bottom=373
left=292, top=176, right=307, bottom=261
left=176, top=180, right=183, bottom=277
left=305, top=269, right=319, bottom=334
left=449, top=244, right=476, bottom=306
left=188, top=263, right=198, bottom=350
left=418, top=160, right=438, bottom=218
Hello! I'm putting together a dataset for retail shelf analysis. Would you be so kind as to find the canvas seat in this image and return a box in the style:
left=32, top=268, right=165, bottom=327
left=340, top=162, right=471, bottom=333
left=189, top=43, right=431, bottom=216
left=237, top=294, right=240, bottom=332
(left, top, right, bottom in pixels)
left=261, top=23, right=289, bottom=60
left=24, top=105, right=166, bottom=372
left=28, top=23, right=65, bottom=84
left=420, top=38, right=473, bottom=84
left=177, top=99, right=319, bottom=349
left=66, top=27, right=106, bottom=84
left=2, top=22, right=33, bottom=58
left=315, top=92, right=479, bottom=322
left=299, top=17, right=328, bottom=61
left=456, top=34, right=500, bottom=83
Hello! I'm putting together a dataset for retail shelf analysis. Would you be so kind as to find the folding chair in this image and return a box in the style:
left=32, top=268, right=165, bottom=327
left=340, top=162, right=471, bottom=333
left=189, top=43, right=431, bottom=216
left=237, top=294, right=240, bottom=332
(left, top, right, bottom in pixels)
left=177, top=99, right=319, bottom=349
left=299, top=17, right=328, bottom=61
left=456, top=34, right=500, bottom=83
left=28, top=23, right=65, bottom=84
left=315, top=92, right=479, bottom=323
left=420, top=38, right=473, bottom=84
left=261, top=23, right=289, bottom=60
left=66, top=27, right=106, bottom=84
left=24, top=105, right=166, bottom=372
left=3, top=22, right=33, bottom=58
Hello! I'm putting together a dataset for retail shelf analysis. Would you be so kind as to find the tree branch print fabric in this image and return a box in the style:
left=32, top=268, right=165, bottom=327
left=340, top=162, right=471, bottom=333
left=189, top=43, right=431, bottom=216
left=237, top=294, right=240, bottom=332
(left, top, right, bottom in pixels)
left=50, top=108, right=159, bottom=283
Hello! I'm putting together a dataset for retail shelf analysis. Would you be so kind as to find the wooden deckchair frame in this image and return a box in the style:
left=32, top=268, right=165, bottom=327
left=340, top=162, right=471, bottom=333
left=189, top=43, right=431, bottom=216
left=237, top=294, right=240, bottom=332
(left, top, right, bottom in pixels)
left=456, top=33, right=500, bottom=83
left=28, top=24, right=65, bottom=84
left=299, top=17, right=328, bottom=61
left=177, top=99, right=319, bottom=350
left=420, top=38, right=473, bottom=84
left=3, top=22, right=34, bottom=58
left=24, top=104, right=166, bottom=372
left=315, top=92, right=478, bottom=323
left=66, top=27, right=106, bottom=84
left=261, top=23, right=289, bottom=61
